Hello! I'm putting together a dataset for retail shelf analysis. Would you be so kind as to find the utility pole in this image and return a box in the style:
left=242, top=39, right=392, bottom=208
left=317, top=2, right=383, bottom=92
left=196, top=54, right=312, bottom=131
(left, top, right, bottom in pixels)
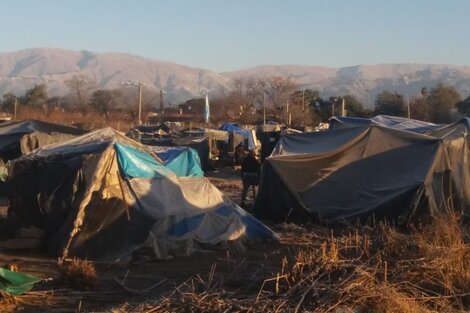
left=286, top=99, right=289, bottom=126
left=160, top=89, right=164, bottom=112
left=138, top=82, right=142, bottom=125
left=263, top=91, right=266, bottom=127
left=14, top=97, right=17, bottom=121
left=406, top=95, right=411, bottom=119
left=341, top=97, right=346, bottom=117
left=301, top=89, right=305, bottom=127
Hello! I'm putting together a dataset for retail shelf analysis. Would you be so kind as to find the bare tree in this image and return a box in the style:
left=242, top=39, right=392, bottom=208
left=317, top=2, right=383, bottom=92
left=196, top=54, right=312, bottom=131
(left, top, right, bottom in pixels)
left=225, top=77, right=263, bottom=123
left=65, top=75, right=98, bottom=114
left=258, top=76, right=297, bottom=121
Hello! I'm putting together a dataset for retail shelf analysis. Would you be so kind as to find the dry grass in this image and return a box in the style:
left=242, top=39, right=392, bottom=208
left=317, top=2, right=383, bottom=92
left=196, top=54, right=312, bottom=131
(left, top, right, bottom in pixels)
left=59, top=258, right=97, bottom=290
left=14, top=107, right=135, bottom=132
left=116, top=211, right=470, bottom=312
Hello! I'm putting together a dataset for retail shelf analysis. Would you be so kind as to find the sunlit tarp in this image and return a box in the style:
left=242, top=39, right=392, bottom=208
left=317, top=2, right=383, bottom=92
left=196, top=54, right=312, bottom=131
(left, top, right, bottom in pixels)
left=151, top=146, right=204, bottom=177
left=329, top=115, right=442, bottom=133
left=115, top=143, right=172, bottom=179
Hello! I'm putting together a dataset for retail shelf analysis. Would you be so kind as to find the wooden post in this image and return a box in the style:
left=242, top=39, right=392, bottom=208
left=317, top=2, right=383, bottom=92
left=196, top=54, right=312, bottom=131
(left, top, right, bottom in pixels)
left=138, top=82, right=142, bottom=125
left=14, top=97, right=17, bottom=121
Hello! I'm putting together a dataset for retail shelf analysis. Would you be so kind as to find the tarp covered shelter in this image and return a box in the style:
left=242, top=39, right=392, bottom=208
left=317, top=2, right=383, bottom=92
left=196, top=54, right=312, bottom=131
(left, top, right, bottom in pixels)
left=181, top=128, right=229, bottom=142
left=129, top=130, right=217, bottom=171
left=8, top=128, right=278, bottom=261
left=171, top=136, right=213, bottom=171
left=150, top=146, right=204, bottom=177
left=219, top=123, right=258, bottom=150
left=0, top=119, right=86, bottom=161
left=329, top=115, right=442, bottom=133
left=259, top=131, right=281, bottom=162
left=254, top=118, right=470, bottom=222
left=0, top=120, right=87, bottom=196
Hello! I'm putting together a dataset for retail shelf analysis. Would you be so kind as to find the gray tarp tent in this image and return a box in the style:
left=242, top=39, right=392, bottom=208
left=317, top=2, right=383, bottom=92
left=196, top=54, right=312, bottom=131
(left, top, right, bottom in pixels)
left=0, top=119, right=86, bottom=160
left=254, top=118, right=470, bottom=222
left=0, top=120, right=87, bottom=196
left=329, top=115, right=442, bottom=133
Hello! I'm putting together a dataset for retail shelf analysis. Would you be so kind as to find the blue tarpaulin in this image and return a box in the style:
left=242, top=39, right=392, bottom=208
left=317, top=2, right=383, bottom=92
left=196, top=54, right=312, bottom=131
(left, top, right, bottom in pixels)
left=115, top=143, right=173, bottom=179
left=152, top=147, right=204, bottom=177
left=219, top=123, right=256, bottom=149
left=166, top=204, right=279, bottom=240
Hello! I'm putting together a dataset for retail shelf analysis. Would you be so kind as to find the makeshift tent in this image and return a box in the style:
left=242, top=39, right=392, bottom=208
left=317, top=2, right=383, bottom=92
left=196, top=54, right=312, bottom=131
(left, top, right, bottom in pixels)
left=329, top=115, right=442, bottom=133
left=128, top=130, right=217, bottom=172
left=171, top=136, right=213, bottom=171
left=259, top=131, right=281, bottom=161
left=150, top=146, right=204, bottom=177
left=219, top=123, right=258, bottom=150
left=8, top=128, right=278, bottom=261
left=181, top=128, right=229, bottom=142
left=0, top=120, right=87, bottom=196
left=254, top=118, right=470, bottom=222
left=0, top=119, right=86, bottom=161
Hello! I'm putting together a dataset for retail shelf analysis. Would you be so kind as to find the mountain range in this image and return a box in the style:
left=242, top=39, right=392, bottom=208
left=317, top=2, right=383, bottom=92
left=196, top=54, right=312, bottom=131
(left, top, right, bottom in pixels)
left=1, top=48, right=470, bottom=107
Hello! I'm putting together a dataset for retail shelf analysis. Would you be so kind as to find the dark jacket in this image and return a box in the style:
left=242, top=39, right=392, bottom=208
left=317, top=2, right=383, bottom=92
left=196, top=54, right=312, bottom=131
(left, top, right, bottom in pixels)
left=241, top=154, right=260, bottom=175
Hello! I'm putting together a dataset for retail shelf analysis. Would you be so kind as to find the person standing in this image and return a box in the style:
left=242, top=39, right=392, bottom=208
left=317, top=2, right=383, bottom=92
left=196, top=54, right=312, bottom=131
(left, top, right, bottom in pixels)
left=241, top=149, right=260, bottom=207
left=234, top=142, right=245, bottom=166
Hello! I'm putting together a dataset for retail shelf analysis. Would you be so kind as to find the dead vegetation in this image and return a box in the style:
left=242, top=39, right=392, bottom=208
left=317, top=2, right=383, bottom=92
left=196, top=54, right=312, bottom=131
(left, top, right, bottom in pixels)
left=59, top=258, right=97, bottom=290
left=15, top=106, right=134, bottom=132
left=2, top=171, right=469, bottom=312
left=117, top=211, right=470, bottom=312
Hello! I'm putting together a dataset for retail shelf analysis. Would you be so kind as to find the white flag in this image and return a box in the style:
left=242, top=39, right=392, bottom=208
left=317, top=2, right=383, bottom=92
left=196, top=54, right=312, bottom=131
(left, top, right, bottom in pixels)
left=204, top=92, right=210, bottom=123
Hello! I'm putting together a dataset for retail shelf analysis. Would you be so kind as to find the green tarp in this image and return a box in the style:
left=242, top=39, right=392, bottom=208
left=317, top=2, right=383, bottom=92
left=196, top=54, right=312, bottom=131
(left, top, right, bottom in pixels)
left=0, top=268, right=41, bottom=295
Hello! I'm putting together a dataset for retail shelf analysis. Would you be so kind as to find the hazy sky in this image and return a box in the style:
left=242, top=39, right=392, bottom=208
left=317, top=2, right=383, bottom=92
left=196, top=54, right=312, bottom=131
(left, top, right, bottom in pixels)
left=1, top=0, right=468, bottom=71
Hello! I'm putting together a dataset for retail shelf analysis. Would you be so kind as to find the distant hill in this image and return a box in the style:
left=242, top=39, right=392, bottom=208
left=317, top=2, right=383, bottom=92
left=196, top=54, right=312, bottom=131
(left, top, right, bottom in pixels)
left=0, top=48, right=231, bottom=105
left=1, top=48, right=470, bottom=107
left=224, top=64, right=470, bottom=107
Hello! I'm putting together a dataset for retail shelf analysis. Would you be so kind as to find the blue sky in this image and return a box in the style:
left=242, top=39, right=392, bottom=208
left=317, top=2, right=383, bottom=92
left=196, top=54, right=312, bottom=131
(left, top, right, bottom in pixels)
left=1, top=0, right=468, bottom=71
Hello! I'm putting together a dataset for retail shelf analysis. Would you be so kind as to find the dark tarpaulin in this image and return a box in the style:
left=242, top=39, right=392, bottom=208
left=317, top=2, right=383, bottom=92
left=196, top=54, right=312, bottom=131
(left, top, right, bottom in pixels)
left=271, top=126, right=369, bottom=156
left=49, top=192, right=155, bottom=261
left=329, top=115, right=442, bottom=133
left=254, top=122, right=470, bottom=222
left=9, top=145, right=156, bottom=261
left=8, top=129, right=156, bottom=261
left=0, top=120, right=86, bottom=160
left=259, top=131, right=281, bottom=161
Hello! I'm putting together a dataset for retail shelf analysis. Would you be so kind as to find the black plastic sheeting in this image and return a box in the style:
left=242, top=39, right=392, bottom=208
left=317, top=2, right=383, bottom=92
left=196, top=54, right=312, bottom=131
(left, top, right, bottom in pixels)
left=259, top=131, right=281, bottom=162
left=0, top=120, right=86, bottom=160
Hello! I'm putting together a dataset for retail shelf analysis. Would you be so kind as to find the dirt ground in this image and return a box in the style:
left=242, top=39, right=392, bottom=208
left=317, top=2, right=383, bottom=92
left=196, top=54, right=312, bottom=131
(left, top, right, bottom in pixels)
left=0, top=168, right=312, bottom=313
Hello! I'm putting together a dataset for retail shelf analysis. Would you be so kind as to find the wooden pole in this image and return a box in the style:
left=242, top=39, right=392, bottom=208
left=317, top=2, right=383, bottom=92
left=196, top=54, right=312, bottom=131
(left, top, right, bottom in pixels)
left=341, top=98, right=346, bottom=117
left=138, top=82, right=142, bottom=125
left=406, top=95, right=411, bottom=119
left=301, top=89, right=305, bottom=127
left=263, top=92, right=266, bottom=128
left=14, top=97, right=17, bottom=121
